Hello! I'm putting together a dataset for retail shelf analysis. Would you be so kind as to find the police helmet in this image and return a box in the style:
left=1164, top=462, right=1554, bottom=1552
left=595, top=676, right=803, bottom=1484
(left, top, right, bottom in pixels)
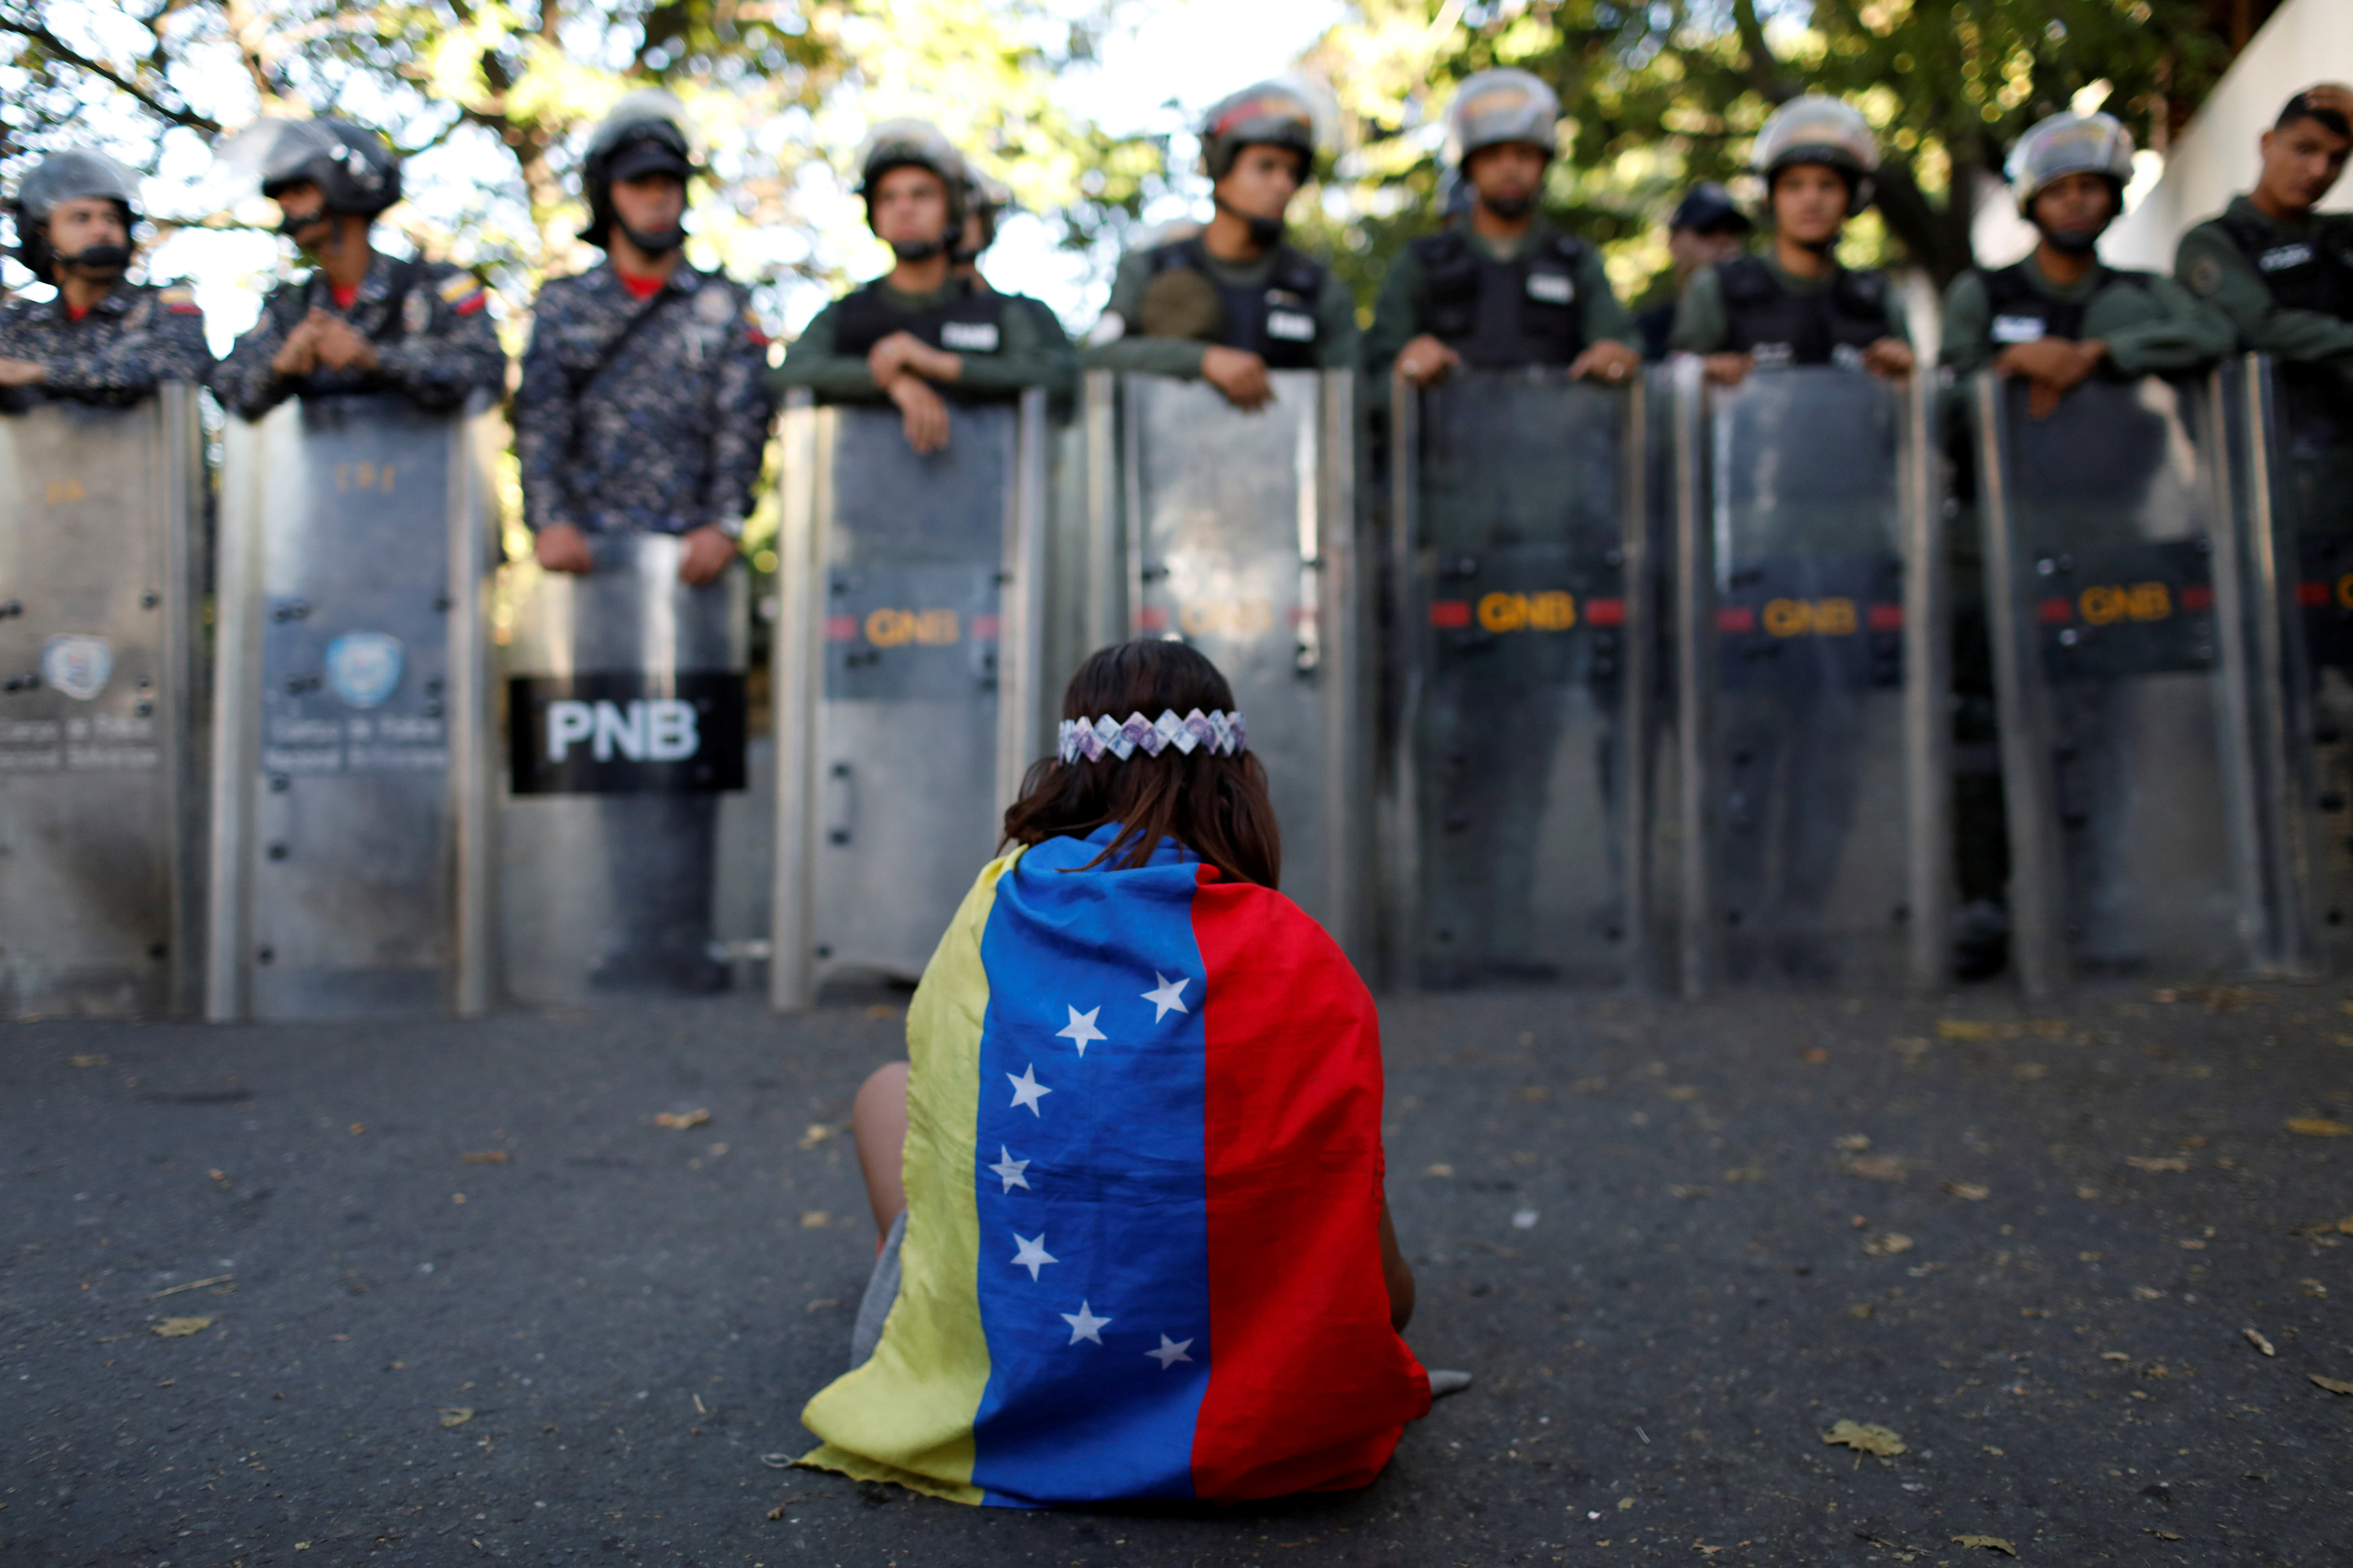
left=1751, top=95, right=1878, bottom=216
left=1668, top=181, right=1751, bottom=235
left=955, top=167, right=1012, bottom=263
left=583, top=91, right=699, bottom=247
left=220, top=118, right=402, bottom=218
left=1444, top=69, right=1560, bottom=168
left=1199, top=81, right=1320, bottom=183
left=2004, top=111, right=2135, bottom=218
left=11, top=150, right=142, bottom=283
left=856, top=119, right=969, bottom=234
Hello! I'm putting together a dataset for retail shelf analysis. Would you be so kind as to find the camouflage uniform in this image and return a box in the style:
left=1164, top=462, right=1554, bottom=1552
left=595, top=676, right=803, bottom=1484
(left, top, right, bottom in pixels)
left=210, top=250, right=505, bottom=419
left=514, top=263, right=776, bottom=537
left=0, top=280, right=211, bottom=407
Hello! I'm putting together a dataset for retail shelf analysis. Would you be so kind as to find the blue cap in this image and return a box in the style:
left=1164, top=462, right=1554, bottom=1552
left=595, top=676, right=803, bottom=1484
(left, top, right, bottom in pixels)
left=1669, top=181, right=1750, bottom=234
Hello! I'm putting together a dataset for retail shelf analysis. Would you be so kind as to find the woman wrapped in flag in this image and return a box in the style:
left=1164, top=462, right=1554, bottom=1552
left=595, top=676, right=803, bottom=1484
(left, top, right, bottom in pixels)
left=800, top=641, right=1453, bottom=1505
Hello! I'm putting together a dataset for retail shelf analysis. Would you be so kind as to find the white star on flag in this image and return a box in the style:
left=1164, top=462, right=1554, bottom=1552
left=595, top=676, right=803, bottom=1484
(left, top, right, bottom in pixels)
left=1146, top=1333, right=1194, bottom=1369
left=1056, top=1005, right=1107, bottom=1056
left=1060, top=1301, right=1112, bottom=1345
left=988, top=1146, right=1031, bottom=1192
left=1142, top=972, right=1191, bottom=1022
left=1007, top=1063, right=1051, bottom=1114
left=1010, top=1231, right=1057, bottom=1280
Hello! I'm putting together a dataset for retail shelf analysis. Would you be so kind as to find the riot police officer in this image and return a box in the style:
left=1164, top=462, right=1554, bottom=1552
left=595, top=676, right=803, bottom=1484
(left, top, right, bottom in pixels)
left=1366, top=70, right=1640, bottom=386
left=1669, top=95, right=1913, bottom=384
left=1082, top=79, right=1358, bottom=409
left=0, top=149, right=210, bottom=406
left=1942, top=112, right=2229, bottom=416
left=776, top=120, right=1073, bottom=454
left=211, top=118, right=504, bottom=419
left=952, top=167, right=1012, bottom=288
left=1632, top=183, right=1751, bottom=362
left=516, top=92, right=775, bottom=586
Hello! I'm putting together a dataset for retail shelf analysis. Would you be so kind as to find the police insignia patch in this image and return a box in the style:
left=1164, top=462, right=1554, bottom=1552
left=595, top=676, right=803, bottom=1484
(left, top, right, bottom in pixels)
left=2186, top=253, right=2224, bottom=296
left=325, top=632, right=405, bottom=709
left=401, top=288, right=432, bottom=335
left=40, top=634, right=112, bottom=701
left=437, top=272, right=478, bottom=302
left=694, top=286, right=733, bottom=325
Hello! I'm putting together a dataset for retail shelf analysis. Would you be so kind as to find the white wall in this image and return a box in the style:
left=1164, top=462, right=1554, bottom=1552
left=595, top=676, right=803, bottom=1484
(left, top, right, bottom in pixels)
left=2103, top=0, right=2353, bottom=271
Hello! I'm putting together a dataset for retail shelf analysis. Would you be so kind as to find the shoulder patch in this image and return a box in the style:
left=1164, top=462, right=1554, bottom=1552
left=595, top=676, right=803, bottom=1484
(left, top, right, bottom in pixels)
left=436, top=272, right=478, bottom=302
left=159, top=286, right=201, bottom=315
left=742, top=306, right=771, bottom=347
left=2185, top=251, right=2225, bottom=297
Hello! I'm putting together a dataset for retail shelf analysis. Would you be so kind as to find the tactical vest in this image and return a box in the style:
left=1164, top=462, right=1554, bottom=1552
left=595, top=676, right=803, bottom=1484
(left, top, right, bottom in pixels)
left=1715, top=254, right=1890, bottom=368
left=1979, top=261, right=2151, bottom=345
left=1410, top=227, right=1590, bottom=366
left=830, top=278, right=1010, bottom=358
left=1145, top=237, right=1327, bottom=368
left=2216, top=210, right=2353, bottom=321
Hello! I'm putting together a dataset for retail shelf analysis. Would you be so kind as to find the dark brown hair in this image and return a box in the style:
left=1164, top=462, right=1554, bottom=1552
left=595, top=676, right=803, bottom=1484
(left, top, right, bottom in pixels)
left=1001, top=641, right=1281, bottom=889
left=2277, top=91, right=2351, bottom=140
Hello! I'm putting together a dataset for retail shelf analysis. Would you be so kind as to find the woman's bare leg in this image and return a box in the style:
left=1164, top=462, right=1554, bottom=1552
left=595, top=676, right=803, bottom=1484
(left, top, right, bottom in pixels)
left=852, top=1062, right=910, bottom=1241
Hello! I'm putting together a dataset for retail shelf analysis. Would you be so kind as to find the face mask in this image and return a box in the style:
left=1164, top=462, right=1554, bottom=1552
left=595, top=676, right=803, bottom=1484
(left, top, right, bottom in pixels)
left=1480, top=192, right=1535, bottom=220
left=278, top=209, right=329, bottom=239
left=61, top=243, right=130, bottom=274
left=2042, top=224, right=2101, bottom=255
left=621, top=223, right=684, bottom=255
left=889, top=235, right=947, bottom=263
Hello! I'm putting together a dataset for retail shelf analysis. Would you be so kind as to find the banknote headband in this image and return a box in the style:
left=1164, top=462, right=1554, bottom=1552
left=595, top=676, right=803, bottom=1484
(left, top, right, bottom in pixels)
left=1058, top=708, right=1247, bottom=764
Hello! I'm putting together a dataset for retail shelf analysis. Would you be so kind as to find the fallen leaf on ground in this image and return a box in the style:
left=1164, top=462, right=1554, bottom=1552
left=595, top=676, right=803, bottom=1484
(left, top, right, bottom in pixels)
left=2126, top=1156, right=2189, bottom=1172
left=1722, top=1166, right=1764, bottom=1183
left=2146, top=1528, right=2183, bottom=1540
left=766, top=1506, right=787, bottom=1520
left=2286, top=1118, right=2353, bottom=1137
left=439, top=1407, right=473, bottom=1428
left=1823, top=1420, right=1905, bottom=1456
left=69, top=1054, right=108, bottom=1067
left=1424, top=1163, right=1454, bottom=1178
left=1666, top=1185, right=1710, bottom=1200
left=799, top=1210, right=830, bottom=1229
left=655, top=1109, right=712, bottom=1130
left=1801, top=1048, right=1829, bottom=1065
left=1571, top=1077, right=1608, bottom=1094
left=1616, top=1495, right=1635, bottom=1510
left=2310, top=1374, right=2353, bottom=1395
left=797, top=1124, right=834, bottom=1149
left=152, top=1317, right=212, bottom=1337
left=2101, top=1351, right=2130, bottom=1361
left=2012, top=1063, right=2048, bottom=1080
left=2243, top=1327, right=2276, bottom=1357
left=461, top=1151, right=508, bottom=1164
left=1952, top=1536, right=2018, bottom=1557
left=1864, top=1232, right=1915, bottom=1257
left=1944, top=1181, right=1991, bottom=1200
left=1834, top=1134, right=1872, bottom=1151
left=1849, top=1155, right=1907, bottom=1182
left=1512, top=1085, right=1551, bottom=1104
left=147, top=1274, right=233, bottom=1301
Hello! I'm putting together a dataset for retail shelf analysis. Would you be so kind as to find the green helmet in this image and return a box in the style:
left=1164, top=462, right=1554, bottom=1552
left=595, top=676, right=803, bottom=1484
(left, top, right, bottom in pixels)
left=1199, top=81, right=1319, bottom=182
left=2005, top=111, right=2135, bottom=217
left=1444, top=69, right=1560, bottom=167
left=1752, top=95, right=1878, bottom=216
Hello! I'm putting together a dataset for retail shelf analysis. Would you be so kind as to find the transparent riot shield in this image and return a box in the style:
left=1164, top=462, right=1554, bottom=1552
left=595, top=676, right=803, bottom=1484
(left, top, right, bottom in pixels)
left=1673, top=361, right=1946, bottom=992
left=501, top=534, right=749, bottom=1003
left=770, top=389, right=1048, bottom=1007
left=1091, top=370, right=1370, bottom=966
left=1977, top=368, right=2272, bottom=990
left=208, top=393, right=498, bottom=1020
left=0, top=387, right=206, bottom=1018
left=1386, top=369, right=1652, bottom=989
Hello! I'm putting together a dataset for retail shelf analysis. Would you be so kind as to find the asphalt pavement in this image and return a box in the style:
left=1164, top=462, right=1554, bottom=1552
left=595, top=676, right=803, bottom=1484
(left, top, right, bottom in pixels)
left=4, top=979, right=2350, bottom=1566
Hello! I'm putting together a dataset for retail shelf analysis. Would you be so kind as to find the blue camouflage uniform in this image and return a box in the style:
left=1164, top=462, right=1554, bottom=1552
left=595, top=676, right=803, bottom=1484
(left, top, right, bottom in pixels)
left=514, top=262, right=776, bottom=537
left=0, top=280, right=212, bottom=407
left=210, top=249, right=506, bottom=419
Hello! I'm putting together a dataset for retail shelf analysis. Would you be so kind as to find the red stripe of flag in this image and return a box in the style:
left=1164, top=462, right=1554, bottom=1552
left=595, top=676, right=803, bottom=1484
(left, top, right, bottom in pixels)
left=1135, top=606, right=1169, bottom=632
left=824, top=614, right=857, bottom=641
left=1188, top=868, right=1429, bottom=1500
left=971, top=614, right=1000, bottom=640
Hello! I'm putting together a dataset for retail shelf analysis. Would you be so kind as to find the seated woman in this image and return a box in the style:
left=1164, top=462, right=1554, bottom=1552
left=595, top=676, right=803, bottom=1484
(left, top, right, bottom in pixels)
left=799, top=641, right=1443, bottom=1506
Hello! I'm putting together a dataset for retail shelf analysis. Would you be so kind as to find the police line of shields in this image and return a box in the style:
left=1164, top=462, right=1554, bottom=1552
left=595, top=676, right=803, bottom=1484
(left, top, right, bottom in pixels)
left=1083, top=368, right=1374, bottom=970
left=1387, top=368, right=1654, bottom=989
left=1671, top=361, right=1950, bottom=993
left=767, top=388, right=1050, bottom=1007
left=0, top=388, right=206, bottom=1017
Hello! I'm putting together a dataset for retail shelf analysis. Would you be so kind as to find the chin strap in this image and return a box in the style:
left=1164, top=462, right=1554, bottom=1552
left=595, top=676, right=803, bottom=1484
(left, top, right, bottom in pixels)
left=1212, top=195, right=1287, bottom=251
left=889, top=236, right=947, bottom=263
left=58, top=245, right=130, bottom=275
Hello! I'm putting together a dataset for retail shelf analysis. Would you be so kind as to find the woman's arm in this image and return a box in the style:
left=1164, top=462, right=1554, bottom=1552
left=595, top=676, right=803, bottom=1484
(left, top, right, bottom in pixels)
left=1379, top=1197, right=1415, bottom=1332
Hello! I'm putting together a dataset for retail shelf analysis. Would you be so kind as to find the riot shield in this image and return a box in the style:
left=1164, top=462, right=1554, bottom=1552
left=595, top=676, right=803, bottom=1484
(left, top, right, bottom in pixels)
left=501, top=534, right=750, bottom=1003
left=1672, top=361, right=1946, bottom=992
left=1386, top=369, right=1652, bottom=989
left=207, top=393, right=498, bottom=1020
left=1976, top=368, right=2272, bottom=989
left=0, top=387, right=206, bottom=1018
left=770, top=390, right=1049, bottom=1007
left=1099, top=370, right=1371, bottom=966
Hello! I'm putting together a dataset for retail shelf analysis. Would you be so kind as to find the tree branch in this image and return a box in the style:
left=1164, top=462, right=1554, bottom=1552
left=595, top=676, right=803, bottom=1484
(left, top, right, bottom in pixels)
left=0, top=15, right=221, bottom=132
left=1728, top=0, right=1794, bottom=103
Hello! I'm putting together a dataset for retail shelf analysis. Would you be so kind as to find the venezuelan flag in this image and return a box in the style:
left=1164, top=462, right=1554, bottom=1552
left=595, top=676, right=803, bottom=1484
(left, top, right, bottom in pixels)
left=801, top=824, right=1431, bottom=1505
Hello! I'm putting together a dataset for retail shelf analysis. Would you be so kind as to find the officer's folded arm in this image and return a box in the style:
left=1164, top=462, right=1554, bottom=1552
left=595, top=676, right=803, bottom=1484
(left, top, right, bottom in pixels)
left=675, top=523, right=737, bottom=587
left=1200, top=344, right=1272, bottom=410
left=883, top=372, right=952, bottom=454
left=1393, top=332, right=1460, bottom=387
left=534, top=521, right=596, bottom=575
left=0, top=356, right=46, bottom=387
